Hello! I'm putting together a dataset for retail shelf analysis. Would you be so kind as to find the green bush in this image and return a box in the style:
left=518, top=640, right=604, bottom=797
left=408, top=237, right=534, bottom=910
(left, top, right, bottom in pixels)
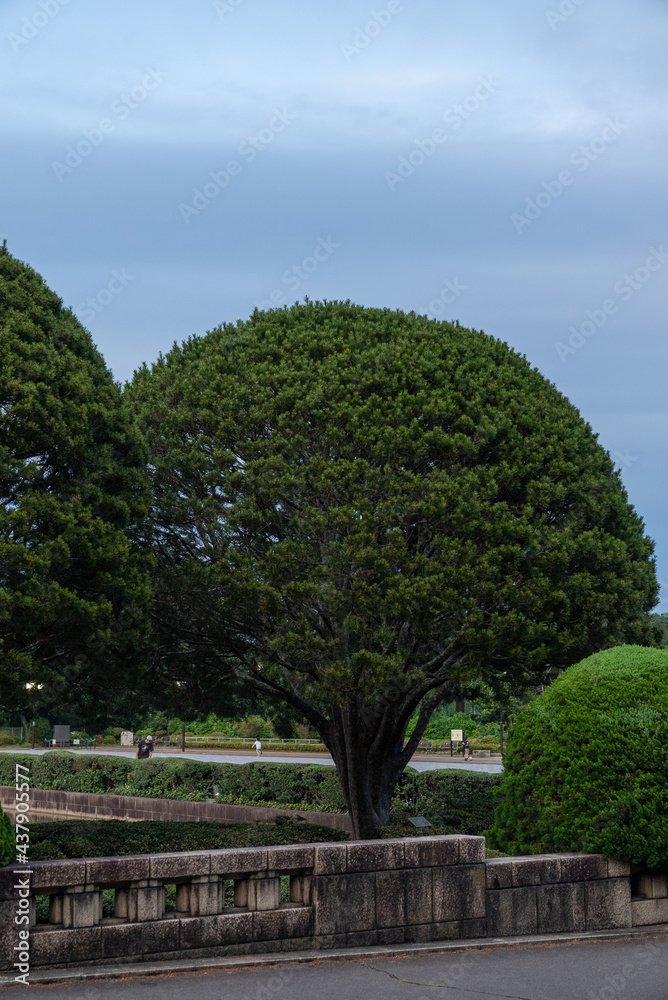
left=0, top=753, right=498, bottom=836
left=0, top=805, right=13, bottom=866
left=394, top=769, right=501, bottom=835
left=488, top=645, right=668, bottom=866
left=26, top=817, right=348, bottom=861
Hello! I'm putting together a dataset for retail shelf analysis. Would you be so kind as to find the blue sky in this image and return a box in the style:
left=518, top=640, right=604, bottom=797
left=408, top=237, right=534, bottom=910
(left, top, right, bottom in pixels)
left=2, top=0, right=667, bottom=606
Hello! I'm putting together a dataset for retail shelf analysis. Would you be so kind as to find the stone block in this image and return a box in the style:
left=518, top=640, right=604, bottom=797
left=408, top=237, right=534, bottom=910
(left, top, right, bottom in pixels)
left=433, top=864, right=486, bottom=922
left=511, top=856, right=561, bottom=886
left=215, top=910, right=254, bottom=944
left=115, top=880, right=165, bottom=922
left=253, top=906, right=313, bottom=942
left=607, top=858, right=632, bottom=878
left=375, top=926, right=406, bottom=945
left=132, top=917, right=180, bottom=957
left=485, top=860, right=513, bottom=890
left=404, top=836, right=460, bottom=868
left=179, top=915, right=224, bottom=950
left=316, top=933, right=348, bottom=950
left=344, top=929, right=376, bottom=948
left=60, top=886, right=102, bottom=929
left=375, top=870, right=406, bottom=928
left=290, top=874, right=314, bottom=905
left=244, top=876, right=280, bottom=911
left=31, top=926, right=102, bottom=967
left=585, top=879, right=632, bottom=930
left=178, top=876, right=222, bottom=917
left=86, top=855, right=150, bottom=885
left=314, top=873, right=376, bottom=935
left=149, top=851, right=211, bottom=880
left=313, top=843, right=347, bottom=875
left=458, top=837, right=486, bottom=864
left=459, top=917, right=487, bottom=939
left=560, top=854, right=608, bottom=883
left=210, top=847, right=268, bottom=877
left=405, top=868, right=434, bottom=926
left=31, top=860, right=87, bottom=892
left=486, top=887, right=538, bottom=937
left=635, top=873, right=668, bottom=899
left=267, top=845, right=315, bottom=871
left=347, top=840, right=404, bottom=872
left=632, top=897, right=668, bottom=927
left=100, top=922, right=145, bottom=960
left=536, top=882, right=586, bottom=934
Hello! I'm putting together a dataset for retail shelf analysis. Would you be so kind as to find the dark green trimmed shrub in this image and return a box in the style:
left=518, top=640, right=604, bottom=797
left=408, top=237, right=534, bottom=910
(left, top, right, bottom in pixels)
left=394, top=769, right=501, bottom=835
left=25, top=817, right=347, bottom=861
left=0, top=805, right=13, bottom=866
left=0, top=753, right=498, bottom=836
left=488, top=645, right=668, bottom=866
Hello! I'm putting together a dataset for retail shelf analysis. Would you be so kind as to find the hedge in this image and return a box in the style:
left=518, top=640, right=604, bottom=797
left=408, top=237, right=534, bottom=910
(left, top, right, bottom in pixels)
left=0, top=753, right=499, bottom=835
left=488, top=645, right=668, bottom=866
left=24, top=816, right=348, bottom=862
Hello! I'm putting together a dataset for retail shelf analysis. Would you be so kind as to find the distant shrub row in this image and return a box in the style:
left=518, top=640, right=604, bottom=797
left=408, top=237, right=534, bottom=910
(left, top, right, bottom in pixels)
left=0, top=753, right=499, bottom=835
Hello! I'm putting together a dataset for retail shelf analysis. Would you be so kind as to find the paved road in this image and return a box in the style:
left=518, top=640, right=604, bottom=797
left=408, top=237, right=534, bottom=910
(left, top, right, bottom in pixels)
left=2, top=937, right=666, bottom=999
left=0, top=748, right=502, bottom=774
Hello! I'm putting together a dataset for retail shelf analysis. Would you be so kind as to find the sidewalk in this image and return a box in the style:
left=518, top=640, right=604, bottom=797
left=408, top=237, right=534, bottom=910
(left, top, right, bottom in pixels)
left=1, top=927, right=666, bottom=996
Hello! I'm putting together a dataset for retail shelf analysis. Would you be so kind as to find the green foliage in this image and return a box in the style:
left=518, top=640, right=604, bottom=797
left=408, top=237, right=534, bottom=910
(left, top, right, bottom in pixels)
left=0, top=246, right=151, bottom=720
left=0, top=752, right=497, bottom=834
left=394, top=769, right=501, bottom=836
left=488, top=645, right=668, bottom=866
left=130, top=300, right=659, bottom=837
left=0, top=752, right=348, bottom=811
left=0, top=804, right=13, bottom=866
left=25, top=816, right=348, bottom=862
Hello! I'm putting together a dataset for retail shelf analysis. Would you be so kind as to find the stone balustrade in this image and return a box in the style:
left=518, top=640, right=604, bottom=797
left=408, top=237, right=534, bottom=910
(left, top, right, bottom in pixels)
left=0, top=836, right=661, bottom=971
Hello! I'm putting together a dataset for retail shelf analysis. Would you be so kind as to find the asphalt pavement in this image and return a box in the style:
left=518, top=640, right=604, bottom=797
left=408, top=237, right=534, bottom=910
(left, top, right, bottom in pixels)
left=0, top=747, right=502, bottom=773
left=1, top=936, right=665, bottom=999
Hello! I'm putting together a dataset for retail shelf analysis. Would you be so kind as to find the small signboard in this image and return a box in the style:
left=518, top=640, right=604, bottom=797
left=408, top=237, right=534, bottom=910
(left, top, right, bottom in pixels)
left=408, top=816, right=432, bottom=828
left=451, top=729, right=463, bottom=742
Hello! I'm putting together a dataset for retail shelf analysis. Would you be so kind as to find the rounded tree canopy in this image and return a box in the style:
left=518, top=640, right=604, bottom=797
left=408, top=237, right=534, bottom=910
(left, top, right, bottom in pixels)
left=0, top=245, right=149, bottom=712
left=132, top=300, right=658, bottom=709
left=489, top=645, right=668, bottom=866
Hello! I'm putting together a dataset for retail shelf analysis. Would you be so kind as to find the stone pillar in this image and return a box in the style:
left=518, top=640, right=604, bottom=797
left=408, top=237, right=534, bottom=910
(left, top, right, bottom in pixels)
left=173, top=876, right=222, bottom=917
left=115, top=880, right=165, bottom=922
left=55, top=885, right=102, bottom=929
left=235, top=872, right=281, bottom=910
left=290, top=874, right=313, bottom=906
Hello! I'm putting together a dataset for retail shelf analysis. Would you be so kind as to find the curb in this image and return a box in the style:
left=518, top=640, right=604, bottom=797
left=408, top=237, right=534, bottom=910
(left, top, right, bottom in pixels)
left=2, top=925, right=666, bottom=987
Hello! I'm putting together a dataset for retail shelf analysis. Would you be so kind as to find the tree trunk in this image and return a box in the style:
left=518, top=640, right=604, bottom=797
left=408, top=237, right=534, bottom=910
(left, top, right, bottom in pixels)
left=325, top=705, right=412, bottom=840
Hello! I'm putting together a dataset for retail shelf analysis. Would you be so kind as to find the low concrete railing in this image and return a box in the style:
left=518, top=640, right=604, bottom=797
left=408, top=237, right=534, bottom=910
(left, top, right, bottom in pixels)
left=2, top=836, right=664, bottom=971
left=0, top=785, right=352, bottom=834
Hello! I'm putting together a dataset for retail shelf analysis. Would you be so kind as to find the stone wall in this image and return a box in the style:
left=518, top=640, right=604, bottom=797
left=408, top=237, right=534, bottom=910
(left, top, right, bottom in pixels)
left=0, top=785, right=352, bottom=833
left=0, top=836, right=654, bottom=971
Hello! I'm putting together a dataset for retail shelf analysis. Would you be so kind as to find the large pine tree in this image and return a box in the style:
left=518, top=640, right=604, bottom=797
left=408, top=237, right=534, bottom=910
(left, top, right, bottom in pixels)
left=0, top=245, right=150, bottom=721
left=131, top=300, right=659, bottom=838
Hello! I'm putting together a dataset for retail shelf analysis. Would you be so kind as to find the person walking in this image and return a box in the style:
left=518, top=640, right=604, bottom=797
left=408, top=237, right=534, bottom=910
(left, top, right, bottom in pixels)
left=254, top=738, right=262, bottom=756
left=136, top=734, right=154, bottom=759
left=463, top=735, right=471, bottom=761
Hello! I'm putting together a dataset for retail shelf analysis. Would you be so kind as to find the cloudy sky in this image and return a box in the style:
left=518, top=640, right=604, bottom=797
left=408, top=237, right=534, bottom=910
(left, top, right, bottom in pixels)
left=2, top=0, right=667, bottom=605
